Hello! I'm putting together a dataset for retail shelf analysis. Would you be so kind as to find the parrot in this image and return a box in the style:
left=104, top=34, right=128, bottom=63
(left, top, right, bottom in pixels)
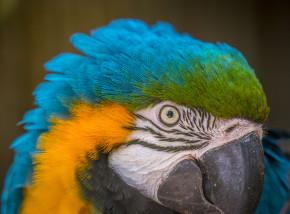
left=1, top=19, right=290, bottom=214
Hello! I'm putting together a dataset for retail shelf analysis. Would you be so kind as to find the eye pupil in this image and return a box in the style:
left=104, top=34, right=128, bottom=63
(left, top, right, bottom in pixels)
left=166, top=110, right=174, bottom=118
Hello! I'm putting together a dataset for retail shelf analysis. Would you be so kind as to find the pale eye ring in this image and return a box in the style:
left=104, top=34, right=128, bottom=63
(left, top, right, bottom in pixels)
left=159, top=105, right=180, bottom=126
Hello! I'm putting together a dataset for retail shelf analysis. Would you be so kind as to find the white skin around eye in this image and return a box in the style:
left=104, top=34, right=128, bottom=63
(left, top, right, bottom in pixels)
left=135, top=101, right=181, bottom=130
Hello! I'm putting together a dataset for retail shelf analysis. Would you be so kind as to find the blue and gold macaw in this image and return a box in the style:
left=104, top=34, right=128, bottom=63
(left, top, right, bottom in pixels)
left=2, top=19, right=289, bottom=214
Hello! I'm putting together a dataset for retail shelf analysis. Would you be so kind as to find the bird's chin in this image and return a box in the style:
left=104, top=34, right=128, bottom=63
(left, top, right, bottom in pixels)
left=157, top=131, right=264, bottom=214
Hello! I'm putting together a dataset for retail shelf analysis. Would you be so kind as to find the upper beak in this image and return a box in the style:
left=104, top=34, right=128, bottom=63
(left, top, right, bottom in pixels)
left=157, top=132, right=264, bottom=214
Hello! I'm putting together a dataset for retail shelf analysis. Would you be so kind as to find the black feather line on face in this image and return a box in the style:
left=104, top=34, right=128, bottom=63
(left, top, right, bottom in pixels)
left=129, top=126, right=204, bottom=144
left=179, top=108, right=215, bottom=138
left=127, top=139, right=209, bottom=152
left=132, top=107, right=214, bottom=150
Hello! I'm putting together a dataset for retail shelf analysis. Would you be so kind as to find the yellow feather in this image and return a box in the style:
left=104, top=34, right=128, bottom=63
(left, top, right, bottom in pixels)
left=21, top=102, right=134, bottom=214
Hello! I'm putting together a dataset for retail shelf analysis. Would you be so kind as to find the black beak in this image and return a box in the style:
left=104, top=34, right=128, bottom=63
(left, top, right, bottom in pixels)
left=157, top=132, right=264, bottom=214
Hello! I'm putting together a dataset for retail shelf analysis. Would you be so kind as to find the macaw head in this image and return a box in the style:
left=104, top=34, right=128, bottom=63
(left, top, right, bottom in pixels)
left=15, top=19, right=269, bottom=214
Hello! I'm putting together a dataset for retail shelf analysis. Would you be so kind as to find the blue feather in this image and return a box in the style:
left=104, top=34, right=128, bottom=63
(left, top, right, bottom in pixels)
left=2, top=131, right=42, bottom=214
left=256, top=129, right=290, bottom=214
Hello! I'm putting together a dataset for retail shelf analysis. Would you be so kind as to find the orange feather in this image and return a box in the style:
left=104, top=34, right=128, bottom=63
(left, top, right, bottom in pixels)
left=21, top=102, right=134, bottom=214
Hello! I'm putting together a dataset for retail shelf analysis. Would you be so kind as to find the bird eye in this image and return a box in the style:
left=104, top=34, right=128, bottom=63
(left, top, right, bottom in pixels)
left=159, top=105, right=180, bottom=126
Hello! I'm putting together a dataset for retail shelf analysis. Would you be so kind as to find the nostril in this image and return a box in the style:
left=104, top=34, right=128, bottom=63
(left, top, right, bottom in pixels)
left=225, top=124, right=239, bottom=133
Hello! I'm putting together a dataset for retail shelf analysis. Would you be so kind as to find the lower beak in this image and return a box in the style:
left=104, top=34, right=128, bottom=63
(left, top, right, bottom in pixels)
left=157, top=132, right=264, bottom=214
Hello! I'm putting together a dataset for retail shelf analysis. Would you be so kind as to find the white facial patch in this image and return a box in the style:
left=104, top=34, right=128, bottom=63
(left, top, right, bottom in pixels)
left=109, top=101, right=263, bottom=203
left=109, top=144, right=195, bottom=202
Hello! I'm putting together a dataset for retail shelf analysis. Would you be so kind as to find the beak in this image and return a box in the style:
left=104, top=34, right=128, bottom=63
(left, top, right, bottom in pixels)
left=157, top=132, right=264, bottom=214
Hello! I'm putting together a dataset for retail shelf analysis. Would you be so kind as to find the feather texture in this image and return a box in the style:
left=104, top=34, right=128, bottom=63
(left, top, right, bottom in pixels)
left=2, top=19, right=270, bottom=213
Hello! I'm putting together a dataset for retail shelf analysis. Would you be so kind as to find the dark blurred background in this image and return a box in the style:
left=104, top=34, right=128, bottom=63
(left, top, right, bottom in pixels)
left=0, top=0, right=289, bottom=194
